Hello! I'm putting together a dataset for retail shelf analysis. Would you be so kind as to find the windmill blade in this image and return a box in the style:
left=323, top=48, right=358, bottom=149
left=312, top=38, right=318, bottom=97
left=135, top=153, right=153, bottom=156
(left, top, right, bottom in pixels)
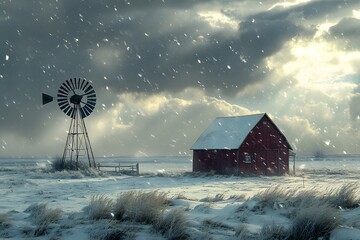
left=81, top=81, right=89, bottom=91
left=85, top=102, right=95, bottom=112
left=73, top=78, right=78, bottom=89
left=58, top=100, right=69, bottom=109
left=59, top=85, right=70, bottom=94
left=58, top=88, right=68, bottom=97
left=79, top=78, right=86, bottom=90
left=87, top=94, right=96, bottom=100
left=84, top=90, right=95, bottom=96
left=56, top=78, right=96, bottom=118
left=42, top=93, right=54, bottom=105
left=70, top=78, right=76, bottom=90
left=88, top=97, right=96, bottom=102
left=57, top=96, right=68, bottom=105
left=60, top=82, right=71, bottom=93
left=65, top=80, right=75, bottom=93
left=80, top=108, right=87, bottom=118
left=85, top=97, right=96, bottom=105
left=67, top=107, right=76, bottom=118
left=76, top=78, right=82, bottom=89
left=61, top=104, right=71, bottom=115
left=86, top=101, right=96, bottom=108
left=84, top=85, right=93, bottom=94
left=80, top=105, right=91, bottom=118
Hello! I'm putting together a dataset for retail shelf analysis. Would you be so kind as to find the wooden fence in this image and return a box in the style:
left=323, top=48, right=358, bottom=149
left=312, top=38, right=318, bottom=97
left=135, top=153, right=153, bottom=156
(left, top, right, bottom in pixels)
left=97, top=162, right=139, bottom=175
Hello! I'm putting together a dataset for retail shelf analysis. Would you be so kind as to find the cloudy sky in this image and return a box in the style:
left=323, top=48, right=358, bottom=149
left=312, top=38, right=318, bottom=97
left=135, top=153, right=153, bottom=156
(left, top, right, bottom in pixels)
left=1, top=0, right=360, bottom=157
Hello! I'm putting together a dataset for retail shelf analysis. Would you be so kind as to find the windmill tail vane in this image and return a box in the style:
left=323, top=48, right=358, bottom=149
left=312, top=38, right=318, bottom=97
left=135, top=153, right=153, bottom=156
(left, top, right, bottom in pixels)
left=42, top=78, right=96, bottom=170
left=42, top=93, right=53, bottom=105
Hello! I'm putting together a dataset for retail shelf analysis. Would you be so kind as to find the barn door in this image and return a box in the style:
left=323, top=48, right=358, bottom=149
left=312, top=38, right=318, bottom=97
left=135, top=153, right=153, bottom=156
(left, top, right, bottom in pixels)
left=254, top=150, right=279, bottom=176
left=266, top=150, right=279, bottom=175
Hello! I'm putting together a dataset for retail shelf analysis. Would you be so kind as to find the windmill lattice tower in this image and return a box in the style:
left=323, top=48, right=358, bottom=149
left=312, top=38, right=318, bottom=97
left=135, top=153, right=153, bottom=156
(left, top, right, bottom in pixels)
left=42, top=78, right=96, bottom=169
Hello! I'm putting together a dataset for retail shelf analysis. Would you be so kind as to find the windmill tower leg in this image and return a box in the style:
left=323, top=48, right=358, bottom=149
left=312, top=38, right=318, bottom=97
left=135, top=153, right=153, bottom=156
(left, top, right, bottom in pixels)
left=61, top=104, right=96, bottom=170
left=61, top=112, right=76, bottom=169
left=80, top=116, right=96, bottom=168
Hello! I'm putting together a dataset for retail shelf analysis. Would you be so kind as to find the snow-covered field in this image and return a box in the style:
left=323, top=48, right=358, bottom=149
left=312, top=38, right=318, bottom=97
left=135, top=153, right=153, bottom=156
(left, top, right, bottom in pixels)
left=1, top=156, right=360, bottom=239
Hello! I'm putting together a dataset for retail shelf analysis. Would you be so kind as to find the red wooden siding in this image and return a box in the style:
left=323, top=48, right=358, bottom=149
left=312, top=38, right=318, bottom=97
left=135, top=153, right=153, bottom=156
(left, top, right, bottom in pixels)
left=193, top=150, right=238, bottom=175
left=192, top=114, right=290, bottom=176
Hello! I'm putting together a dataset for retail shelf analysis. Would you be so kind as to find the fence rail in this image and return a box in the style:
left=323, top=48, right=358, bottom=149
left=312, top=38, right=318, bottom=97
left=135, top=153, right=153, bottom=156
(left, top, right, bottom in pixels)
left=97, top=162, right=139, bottom=175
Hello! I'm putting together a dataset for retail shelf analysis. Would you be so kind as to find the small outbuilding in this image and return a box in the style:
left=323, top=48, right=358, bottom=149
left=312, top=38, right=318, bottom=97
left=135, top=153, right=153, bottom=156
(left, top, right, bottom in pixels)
left=190, top=113, right=293, bottom=176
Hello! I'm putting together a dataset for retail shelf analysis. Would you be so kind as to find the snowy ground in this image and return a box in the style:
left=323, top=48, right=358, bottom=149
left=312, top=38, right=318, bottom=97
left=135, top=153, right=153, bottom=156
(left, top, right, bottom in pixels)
left=1, top=156, right=360, bottom=239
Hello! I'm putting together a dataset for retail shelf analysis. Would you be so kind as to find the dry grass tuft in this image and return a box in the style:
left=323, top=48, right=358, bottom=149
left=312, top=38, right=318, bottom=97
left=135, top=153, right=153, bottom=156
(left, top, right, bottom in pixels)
left=156, top=208, right=189, bottom=240
left=25, top=203, right=62, bottom=236
left=84, top=194, right=114, bottom=220
left=200, top=193, right=226, bottom=202
left=324, top=183, right=360, bottom=209
left=260, top=224, right=289, bottom=240
left=235, top=224, right=256, bottom=240
left=242, top=184, right=357, bottom=239
left=172, top=193, right=194, bottom=201
left=51, top=156, right=94, bottom=174
left=256, top=185, right=295, bottom=208
left=256, top=183, right=360, bottom=210
left=89, top=220, right=137, bottom=240
left=290, top=188, right=321, bottom=207
left=289, top=205, right=341, bottom=240
left=202, top=219, right=234, bottom=230
left=112, top=191, right=135, bottom=221
left=113, top=190, right=168, bottom=224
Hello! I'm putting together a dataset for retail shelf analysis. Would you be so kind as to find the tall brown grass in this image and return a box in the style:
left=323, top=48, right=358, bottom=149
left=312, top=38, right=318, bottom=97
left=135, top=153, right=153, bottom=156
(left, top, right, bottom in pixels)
left=84, top=194, right=113, bottom=220
left=246, top=183, right=356, bottom=239
left=288, top=205, right=341, bottom=240
left=84, top=191, right=191, bottom=239
left=155, top=208, right=189, bottom=240
left=255, top=183, right=360, bottom=210
left=25, top=203, right=62, bottom=236
left=113, top=190, right=168, bottom=224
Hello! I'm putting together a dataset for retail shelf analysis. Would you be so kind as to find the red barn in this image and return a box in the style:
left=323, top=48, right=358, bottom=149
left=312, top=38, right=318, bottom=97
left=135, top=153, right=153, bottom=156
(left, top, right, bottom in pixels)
left=190, top=113, right=293, bottom=176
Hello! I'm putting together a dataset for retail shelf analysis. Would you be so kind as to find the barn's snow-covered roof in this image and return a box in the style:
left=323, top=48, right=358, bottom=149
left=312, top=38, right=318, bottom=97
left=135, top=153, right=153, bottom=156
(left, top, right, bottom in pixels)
left=191, top=113, right=265, bottom=150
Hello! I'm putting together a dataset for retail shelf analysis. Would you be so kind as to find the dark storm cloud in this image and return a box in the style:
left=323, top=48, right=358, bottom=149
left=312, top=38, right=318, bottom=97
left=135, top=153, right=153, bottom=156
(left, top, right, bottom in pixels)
left=79, top=0, right=307, bottom=95
left=0, top=0, right=358, bottom=152
left=262, top=0, right=358, bottom=20
left=330, top=17, right=360, bottom=49
left=0, top=0, right=306, bottom=130
left=1, top=0, right=310, bottom=94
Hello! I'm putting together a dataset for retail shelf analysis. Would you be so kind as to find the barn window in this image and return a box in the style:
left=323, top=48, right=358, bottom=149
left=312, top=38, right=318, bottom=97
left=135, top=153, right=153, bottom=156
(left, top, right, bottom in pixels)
left=244, top=153, right=251, bottom=163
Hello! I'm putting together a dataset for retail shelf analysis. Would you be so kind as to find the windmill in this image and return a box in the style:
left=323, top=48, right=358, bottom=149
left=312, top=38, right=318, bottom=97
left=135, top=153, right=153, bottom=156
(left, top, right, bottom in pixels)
left=42, top=78, right=97, bottom=169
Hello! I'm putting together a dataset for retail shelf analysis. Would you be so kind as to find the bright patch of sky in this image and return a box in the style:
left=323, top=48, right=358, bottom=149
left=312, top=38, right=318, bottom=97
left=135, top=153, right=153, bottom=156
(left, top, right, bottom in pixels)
left=269, top=0, right=311, bottom=10
left=198, top=11, right=238, bottom=30
left=353, top=9, right=360, bottom=19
